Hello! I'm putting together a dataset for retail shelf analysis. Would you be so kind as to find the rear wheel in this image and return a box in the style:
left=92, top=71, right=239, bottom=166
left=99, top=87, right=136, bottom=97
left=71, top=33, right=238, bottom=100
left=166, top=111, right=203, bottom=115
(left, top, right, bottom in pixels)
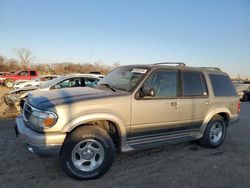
left=200, top=115, right=226, bottom=148
left=4, top=79, right=14, bottom=88
left=60, top=126, right=115, bottom=180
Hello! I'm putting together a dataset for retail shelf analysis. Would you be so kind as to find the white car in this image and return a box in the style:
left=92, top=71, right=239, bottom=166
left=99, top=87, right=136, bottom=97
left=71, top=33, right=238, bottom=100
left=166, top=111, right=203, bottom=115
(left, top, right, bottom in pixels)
left=5, top=74, right=102, bottom=111
left=13, top=75, right=59, bottom=89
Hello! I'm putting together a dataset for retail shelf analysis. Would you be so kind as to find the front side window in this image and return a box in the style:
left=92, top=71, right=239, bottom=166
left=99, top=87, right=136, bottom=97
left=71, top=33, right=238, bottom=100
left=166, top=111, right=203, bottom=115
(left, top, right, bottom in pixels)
left=18, top=71, right=28, bottom=76
left=97, top=67, right=148, bottom=91
left=142, top=69, right=178, bottom=98
left=54, top=78, right=85, bottom=89
left=182, top=71, right=208, bottom=97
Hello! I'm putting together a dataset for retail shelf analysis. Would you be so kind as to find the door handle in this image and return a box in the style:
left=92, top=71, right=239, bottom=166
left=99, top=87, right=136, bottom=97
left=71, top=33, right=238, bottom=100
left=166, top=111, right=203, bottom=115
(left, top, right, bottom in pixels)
left=205, top=101, right=210, bottom=105
left=171, top=102, right=177, bottom=107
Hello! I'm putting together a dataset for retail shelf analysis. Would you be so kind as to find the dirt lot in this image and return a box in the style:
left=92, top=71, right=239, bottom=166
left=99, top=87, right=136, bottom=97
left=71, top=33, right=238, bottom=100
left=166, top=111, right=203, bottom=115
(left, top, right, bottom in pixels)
left=0, top=87, right=10, bottom=117
left=0, top=94, right=250, bottom=187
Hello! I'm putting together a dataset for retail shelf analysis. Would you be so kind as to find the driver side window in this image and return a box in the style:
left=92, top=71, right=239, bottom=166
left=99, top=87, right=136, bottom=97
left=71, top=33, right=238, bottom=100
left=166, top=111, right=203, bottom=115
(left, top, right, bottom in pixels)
left=18, top=71, right=28, bottom=76
left=54, top=78, right=83, bottom=89
left=142, top=70, right=178, bottom=98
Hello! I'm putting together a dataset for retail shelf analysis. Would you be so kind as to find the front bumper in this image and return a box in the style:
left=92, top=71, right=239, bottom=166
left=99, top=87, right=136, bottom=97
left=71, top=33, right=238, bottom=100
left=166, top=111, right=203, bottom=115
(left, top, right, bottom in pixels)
left=15, top=115, right=66, bottom=156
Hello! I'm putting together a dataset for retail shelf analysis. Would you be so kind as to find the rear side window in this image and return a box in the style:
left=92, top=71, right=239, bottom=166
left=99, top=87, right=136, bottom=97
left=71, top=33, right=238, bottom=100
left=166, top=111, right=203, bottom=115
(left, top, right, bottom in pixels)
left=30, top=71, right=36, bottom=76
left=182, top=71, right=208, bottom=97
left=209, top=74, right=237, bottom=96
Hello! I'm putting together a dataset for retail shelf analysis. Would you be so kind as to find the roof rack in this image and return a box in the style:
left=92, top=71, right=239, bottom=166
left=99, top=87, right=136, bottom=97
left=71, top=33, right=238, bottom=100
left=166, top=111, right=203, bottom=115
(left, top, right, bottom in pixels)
left=154, top=62, right=186, bottom=66
left=199, top=67, right=221, bottom=71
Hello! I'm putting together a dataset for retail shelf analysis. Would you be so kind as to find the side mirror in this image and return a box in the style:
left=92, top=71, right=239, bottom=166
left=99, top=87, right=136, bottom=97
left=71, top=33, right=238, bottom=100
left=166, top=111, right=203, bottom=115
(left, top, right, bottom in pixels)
left=140, top=87, right=156, bottom=97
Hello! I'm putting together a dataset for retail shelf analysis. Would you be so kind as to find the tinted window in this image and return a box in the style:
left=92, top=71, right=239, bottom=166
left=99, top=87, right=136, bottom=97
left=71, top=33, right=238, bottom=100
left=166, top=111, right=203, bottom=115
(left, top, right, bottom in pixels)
left=30, top=71, right=36, bottom=76
left=209, top=74, right=237, bottom=96
left=182, top=71, right=207, bottom=97
left=143, top=70, right=178, bottom=98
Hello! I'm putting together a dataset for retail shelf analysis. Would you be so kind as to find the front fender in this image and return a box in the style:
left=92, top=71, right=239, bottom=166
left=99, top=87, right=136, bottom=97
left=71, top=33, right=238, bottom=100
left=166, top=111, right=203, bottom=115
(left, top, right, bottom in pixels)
left=61, top=113, right=127, bottom=149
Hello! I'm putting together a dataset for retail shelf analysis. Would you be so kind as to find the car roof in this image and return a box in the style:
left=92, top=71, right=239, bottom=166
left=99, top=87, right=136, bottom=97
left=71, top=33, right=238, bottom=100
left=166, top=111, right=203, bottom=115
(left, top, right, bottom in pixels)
left=120, top=62, right=227, bottom=75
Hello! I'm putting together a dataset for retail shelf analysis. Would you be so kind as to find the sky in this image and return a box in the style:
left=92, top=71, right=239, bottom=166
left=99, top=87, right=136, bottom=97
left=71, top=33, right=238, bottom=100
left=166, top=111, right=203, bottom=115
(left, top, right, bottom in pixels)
left=0, top=0, right=250, bottom=77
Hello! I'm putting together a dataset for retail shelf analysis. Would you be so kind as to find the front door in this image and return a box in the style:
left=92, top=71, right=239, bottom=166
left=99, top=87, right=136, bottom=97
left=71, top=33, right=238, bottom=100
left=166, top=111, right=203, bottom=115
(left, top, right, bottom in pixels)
left=130, top=69, right=180, bottom=138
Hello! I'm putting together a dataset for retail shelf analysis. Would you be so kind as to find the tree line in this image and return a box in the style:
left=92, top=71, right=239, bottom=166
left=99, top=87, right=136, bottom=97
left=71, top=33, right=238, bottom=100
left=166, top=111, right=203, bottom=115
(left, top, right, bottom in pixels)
left=0, top=48, right=119, bottom=75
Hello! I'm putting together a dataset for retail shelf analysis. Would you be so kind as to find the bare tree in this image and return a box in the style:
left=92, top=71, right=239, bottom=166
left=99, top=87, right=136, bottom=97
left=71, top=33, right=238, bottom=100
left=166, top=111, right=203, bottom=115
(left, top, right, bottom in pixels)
left=13, top=48, right=34, bottom=69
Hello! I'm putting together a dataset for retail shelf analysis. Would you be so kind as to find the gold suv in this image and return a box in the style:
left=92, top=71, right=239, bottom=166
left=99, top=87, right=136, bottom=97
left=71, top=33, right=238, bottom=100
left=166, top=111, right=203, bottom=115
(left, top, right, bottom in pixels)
left=15, top=63, right=240, bottom=180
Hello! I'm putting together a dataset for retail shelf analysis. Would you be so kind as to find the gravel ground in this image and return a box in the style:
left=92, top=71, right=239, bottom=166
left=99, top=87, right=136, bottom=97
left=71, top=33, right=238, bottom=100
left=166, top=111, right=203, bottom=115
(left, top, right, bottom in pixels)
left=0, top=102, right=250, bottom=188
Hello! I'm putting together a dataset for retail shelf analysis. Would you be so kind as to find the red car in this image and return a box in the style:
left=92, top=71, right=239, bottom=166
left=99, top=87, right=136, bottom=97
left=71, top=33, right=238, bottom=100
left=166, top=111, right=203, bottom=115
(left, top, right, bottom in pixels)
left=0, top=70, right=39, bottom=88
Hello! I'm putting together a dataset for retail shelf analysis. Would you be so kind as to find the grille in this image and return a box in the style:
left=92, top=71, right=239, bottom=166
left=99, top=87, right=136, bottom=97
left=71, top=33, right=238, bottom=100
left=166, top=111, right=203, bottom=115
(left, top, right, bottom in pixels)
left=23, top=103, right=33, bottom=121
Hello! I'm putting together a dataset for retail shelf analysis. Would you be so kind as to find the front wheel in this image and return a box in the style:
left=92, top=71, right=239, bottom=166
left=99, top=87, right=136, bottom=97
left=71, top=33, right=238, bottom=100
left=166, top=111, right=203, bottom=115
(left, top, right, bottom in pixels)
left=200, top=115, right=226, bottom=148
left=4, top=79, right=14, bottom=88
left=60, top=126, right=115, bottom=180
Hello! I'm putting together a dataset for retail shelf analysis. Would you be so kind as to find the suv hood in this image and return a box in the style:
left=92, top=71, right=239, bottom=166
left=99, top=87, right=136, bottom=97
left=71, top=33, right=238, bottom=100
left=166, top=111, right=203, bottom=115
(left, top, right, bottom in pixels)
left=27, top=87, right=128, bottom=109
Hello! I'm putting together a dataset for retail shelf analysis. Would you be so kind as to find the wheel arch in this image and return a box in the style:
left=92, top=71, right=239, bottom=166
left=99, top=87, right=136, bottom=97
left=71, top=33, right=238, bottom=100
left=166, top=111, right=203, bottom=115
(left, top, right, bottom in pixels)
left=62, top=113, right=127, bottom=152
left=201, top=108, right=231, bottom=134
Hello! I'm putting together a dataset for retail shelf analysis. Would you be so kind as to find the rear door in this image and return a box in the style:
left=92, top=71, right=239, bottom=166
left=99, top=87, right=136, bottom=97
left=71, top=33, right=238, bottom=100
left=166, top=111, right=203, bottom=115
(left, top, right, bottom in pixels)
left=177, top=70, right=210, bottom=130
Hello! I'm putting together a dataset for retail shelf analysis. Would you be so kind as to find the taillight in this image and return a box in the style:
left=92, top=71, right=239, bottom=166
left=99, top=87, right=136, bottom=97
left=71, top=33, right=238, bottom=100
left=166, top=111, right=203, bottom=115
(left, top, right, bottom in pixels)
left=237, top=100, right=241, bottom=113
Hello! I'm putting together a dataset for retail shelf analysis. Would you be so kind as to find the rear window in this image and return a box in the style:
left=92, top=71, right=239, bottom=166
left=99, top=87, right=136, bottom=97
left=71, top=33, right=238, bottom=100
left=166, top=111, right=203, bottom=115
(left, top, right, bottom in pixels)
left=182, top=71, right=208, bottom=97
left=209, top=74, right=237, bottom=96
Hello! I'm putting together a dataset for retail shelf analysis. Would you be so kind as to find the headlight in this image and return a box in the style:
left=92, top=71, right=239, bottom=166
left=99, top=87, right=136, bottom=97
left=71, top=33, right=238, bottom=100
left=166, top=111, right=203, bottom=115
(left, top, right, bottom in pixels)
left=8, top=95, right=19, bottom=102
left=28, top=110, right=57, bottom=129
left=6, top=93, right=26, bottom=102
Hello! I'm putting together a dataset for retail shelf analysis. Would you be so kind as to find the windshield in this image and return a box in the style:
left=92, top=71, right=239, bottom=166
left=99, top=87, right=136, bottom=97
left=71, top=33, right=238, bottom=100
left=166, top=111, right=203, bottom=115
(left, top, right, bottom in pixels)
left=97, top=67, right=148, bottom=92
left=40, top=77, right=64, bottom=88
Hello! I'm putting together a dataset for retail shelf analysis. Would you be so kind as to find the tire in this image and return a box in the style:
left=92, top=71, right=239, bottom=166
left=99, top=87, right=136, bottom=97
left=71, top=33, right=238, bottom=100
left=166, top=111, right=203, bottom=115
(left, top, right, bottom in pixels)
left=200, top=115, right=226, bottom=148
left=60, top=126, right=115, bottom=180
left=4, top=79, right=14, bottom=88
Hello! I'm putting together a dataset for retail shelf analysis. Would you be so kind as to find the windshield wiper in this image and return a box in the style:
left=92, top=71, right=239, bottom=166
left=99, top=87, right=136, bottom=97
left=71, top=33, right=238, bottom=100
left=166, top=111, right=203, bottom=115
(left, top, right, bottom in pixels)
left=100, top=84, right=116, bottom=92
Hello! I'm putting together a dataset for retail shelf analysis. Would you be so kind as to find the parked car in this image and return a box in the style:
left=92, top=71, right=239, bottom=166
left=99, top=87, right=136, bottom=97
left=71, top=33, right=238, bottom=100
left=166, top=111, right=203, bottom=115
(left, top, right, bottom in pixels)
left=0, top=70, right=39, bottom=87
left=5, top=74, right=101, bottom=111
left=15, top=63, right=239, bottom=180
left=13, top=75, right=60, bottom=89
left=234, top=84, right=250, bottom=101
left=240, top=86, right=250, bottom=101
left=0, top=72, right=11, bottom=76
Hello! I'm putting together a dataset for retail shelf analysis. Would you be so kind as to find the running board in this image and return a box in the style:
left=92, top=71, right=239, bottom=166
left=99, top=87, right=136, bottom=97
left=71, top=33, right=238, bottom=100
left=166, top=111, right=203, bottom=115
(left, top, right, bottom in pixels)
left=127, top=131, right=202, bottom=150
